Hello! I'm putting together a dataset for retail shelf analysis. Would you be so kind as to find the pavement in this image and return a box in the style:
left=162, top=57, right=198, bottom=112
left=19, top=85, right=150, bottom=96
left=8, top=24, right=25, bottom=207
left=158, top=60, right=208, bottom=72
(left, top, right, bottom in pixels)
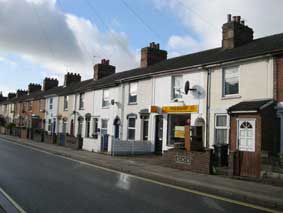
left=0, top=134, right=282, bottom=212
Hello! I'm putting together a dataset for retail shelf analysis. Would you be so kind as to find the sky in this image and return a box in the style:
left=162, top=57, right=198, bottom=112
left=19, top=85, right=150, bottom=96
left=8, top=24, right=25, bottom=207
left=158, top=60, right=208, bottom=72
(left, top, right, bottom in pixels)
left=0, top=0, right=282, bottom=95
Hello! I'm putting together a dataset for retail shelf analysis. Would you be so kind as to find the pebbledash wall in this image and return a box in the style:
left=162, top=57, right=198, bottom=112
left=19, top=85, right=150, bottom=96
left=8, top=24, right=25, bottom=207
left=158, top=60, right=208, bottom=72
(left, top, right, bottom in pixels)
left=208, top=57, right=274, bottom=148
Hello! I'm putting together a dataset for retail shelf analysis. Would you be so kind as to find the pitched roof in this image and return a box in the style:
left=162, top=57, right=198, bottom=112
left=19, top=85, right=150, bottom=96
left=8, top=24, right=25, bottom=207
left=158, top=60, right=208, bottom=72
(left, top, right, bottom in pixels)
left=78, top=32, right=283, bottom=93
left=228, top=99, right=274, bottom=113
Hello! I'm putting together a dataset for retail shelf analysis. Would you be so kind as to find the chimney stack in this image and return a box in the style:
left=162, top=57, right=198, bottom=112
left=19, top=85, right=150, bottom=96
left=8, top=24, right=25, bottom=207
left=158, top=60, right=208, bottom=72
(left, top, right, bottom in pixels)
left=140, top=42, right=167, bottom=68
left=8, top=92, right=16, bottom=100
left=16, top=90, right=28, bottom=98
left=28, top=83, right=42, bottom=94
left=0, top=92, right=6, bottom=102
left=43, top=77, right=59, bottom=91
left=64, top=72, right=81, bottom=86
left=93, top=59, right=116, bottom=80
left=222, top=14, right=253, bottom=49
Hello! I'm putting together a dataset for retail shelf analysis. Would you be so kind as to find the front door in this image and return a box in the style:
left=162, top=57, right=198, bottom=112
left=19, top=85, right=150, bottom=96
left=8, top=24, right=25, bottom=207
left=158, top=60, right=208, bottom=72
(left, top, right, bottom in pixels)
left=237, top=119, right=259, bottom=176
left=155, top=115, right=163, bottom=154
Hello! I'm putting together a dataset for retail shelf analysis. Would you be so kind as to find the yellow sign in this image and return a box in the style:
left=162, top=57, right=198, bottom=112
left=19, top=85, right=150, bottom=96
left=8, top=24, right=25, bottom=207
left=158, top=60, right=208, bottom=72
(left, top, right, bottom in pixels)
left=162, top=105, right=198, bottom=113
left=175, top=126, right=185, bottom=138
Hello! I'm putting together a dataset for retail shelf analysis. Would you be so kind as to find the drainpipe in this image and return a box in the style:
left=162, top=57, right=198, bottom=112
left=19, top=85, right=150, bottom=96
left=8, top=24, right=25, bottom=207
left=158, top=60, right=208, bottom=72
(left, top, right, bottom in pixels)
left=205, top=68, right=211, bottom=149
left=120, top=83, right=125, bottom=140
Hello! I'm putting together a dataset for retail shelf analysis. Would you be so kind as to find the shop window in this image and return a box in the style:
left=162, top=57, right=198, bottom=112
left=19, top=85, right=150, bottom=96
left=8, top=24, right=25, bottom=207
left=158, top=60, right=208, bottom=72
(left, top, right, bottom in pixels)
left=129, top=82, right=137, bottom=104
left=167, top=114, right=190, bottom=146
left=92, top=118, right=99, bottom=139
left=102, top=90, right=110, bottom=107
left=172, top=76, right=183, bottom=99
left=127, top=115, right=137, bottom=140
left=215, top=114, right=229, bottom=145
left=223, top=67, right=239, bottom=96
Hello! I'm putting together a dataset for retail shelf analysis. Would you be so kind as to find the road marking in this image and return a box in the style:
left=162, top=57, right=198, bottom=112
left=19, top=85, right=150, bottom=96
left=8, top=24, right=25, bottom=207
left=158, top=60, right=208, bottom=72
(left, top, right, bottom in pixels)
left=0, top=137, right=281, bottom=213
left=0, top=187, right=26, bottom=213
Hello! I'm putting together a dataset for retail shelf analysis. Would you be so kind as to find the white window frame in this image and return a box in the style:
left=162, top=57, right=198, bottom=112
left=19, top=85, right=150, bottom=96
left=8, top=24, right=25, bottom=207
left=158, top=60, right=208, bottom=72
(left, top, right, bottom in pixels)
left=141, top=118, right=149, bottom=141
left=128, top=82, right=138, bottom=104
left=127, top=116, right=136, bottom=141
left=101, top=119, right=108, bottom=134
left=64, top=96, right=69, bottom=111
left=171, top=75, right=183, bottom=100
left=223, top=66, right=240, bottom=97
left=214, top=114, right=229, bottom=145
left=92, top=118, right=99, bottom=139
left=79, top=93, right=85, bottom=110
left=102, top=90, right=110, bottom=108
left=49, top=98, right=53, bottom=110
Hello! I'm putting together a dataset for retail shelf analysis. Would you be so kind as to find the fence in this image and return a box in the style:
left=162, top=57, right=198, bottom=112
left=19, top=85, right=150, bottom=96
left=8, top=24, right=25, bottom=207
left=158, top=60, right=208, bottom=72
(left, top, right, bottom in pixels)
left=111, top=137, right=153, bottom=156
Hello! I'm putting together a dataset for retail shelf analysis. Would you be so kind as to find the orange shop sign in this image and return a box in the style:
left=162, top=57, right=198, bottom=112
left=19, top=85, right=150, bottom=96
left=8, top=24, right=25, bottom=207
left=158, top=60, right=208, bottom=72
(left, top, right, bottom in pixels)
left=161, top=105, right=198, bottom=113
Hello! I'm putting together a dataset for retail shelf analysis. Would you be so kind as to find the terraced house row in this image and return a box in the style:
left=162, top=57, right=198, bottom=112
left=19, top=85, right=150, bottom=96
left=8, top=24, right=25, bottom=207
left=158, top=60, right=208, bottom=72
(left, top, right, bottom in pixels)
left=1, top=15, right=283, bottom=177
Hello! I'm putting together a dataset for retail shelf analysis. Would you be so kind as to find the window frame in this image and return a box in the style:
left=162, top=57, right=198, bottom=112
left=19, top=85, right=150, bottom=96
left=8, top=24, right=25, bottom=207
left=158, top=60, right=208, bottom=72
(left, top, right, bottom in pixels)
left=49, top=98, right=53, bottom=110
left=85, top=118, right=90, bottom=138
left=28, top=101, right=32, bottom=111
left=64, top=96, right=69, bottom=111
left=92, top=118, right=99, bottom=139
left=127, top=116, right=136, bottom=141
left=214, top=114, right=229, bottom=145
left=79, top=93, right=85, bottom=110
left=128, top=82, right=138, bottom=104
left=222, top=66, right=240, bottom=97
left=102, top=89, right=110, bottom=108
left=171, top=75, right=183, bottom=100
left=141, top=118, right=149, bottom=141
left=39, top=99, right=43, bottom=111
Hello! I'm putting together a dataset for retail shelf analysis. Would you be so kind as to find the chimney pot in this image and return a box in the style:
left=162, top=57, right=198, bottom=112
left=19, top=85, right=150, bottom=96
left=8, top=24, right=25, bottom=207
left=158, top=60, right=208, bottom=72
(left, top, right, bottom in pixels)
left=236, top=16, right=241, bottom=22
left=232, top=16, right=237, bottom=22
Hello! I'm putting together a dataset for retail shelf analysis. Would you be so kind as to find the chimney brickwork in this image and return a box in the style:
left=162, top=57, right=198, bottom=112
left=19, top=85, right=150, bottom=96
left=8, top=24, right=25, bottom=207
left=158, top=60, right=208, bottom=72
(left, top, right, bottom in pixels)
left=8, top=93, right=16, bottom=100
left=64, top=73, right=81, bottom=86
left=93, top=59, right=116, bottom=80
left=141, top=42, right=167, bottom=68
left=16, top=90, right=28, bottom=98
left=43, top=78, right=59, bottom=91
left=28, top=83, right=42, bottom=93
left=222, top=14, right=254, bottom=49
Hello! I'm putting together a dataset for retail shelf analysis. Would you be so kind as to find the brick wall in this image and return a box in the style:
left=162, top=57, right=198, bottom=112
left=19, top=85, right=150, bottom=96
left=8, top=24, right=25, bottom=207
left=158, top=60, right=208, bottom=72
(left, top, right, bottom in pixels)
left=276, top=55, right=283, bottom=101
left=161, top=149, right=212, bottom=174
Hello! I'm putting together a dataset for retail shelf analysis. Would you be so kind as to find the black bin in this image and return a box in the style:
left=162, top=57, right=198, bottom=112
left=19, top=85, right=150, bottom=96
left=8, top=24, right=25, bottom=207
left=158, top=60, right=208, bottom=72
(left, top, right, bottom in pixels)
left=213, top=144, right=228, bottom=167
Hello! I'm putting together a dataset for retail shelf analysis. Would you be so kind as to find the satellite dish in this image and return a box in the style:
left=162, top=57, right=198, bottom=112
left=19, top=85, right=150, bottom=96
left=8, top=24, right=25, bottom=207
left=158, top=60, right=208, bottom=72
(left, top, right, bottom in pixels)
left=191, top=85, right=205, bottom=99
left=184, top=81, right=196, bottom=94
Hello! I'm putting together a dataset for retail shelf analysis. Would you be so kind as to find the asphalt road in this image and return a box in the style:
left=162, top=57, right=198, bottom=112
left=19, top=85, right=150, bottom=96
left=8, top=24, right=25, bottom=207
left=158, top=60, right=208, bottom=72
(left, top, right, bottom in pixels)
left=0, top=138, right=268, bottom=213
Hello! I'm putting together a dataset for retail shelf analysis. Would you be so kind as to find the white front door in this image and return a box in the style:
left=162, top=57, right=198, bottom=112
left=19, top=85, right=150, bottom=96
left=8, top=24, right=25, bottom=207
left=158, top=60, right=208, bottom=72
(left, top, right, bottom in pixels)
left=238, top=119, right=256, bottom=152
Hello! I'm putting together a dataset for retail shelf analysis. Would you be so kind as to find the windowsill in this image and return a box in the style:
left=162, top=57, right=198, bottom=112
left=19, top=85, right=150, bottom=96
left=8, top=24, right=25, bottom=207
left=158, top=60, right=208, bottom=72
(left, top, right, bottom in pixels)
left=79, top=108, right=84, bottom=111
left=64, top=109, right=68, bottom=111
left=221, top=94, right=241, bottom=100
left=102, top=106, right=110, bottom=109
left=128, top=102, right=137, bottom=105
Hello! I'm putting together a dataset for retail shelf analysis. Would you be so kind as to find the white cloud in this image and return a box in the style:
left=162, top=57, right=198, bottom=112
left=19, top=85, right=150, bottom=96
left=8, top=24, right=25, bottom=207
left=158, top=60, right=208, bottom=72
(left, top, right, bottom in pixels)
left=153, top=0, right=283, bottom=55
left=0, top=0, right=137, bottom=83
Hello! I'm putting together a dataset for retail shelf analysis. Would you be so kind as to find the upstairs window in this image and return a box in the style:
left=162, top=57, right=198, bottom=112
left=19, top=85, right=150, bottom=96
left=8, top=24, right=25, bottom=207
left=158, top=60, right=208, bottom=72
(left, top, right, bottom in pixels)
left=172, top=76, right=183, bottom=99
left=223, top=67, right=239, bottom=96
left=49, top=98, right=53, bottom=110
left=79, top=93, right=84, bottom=110
left=39, top=99, right=43, bottom=111
left=22, top=103, right=26, bottom=112
left=129, top=82, right=137, bottom=104
left=102, top=90, right=110, bottom=107
left=28, top=101, right=32, bottom=111
left=64, top=96, right=69, bottom=111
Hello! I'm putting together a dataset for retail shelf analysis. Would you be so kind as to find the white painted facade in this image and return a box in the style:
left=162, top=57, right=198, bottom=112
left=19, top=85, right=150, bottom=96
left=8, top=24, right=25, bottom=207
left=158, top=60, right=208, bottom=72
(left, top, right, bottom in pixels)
left=208, top=57, right=274, bottom=148
left=45, top=95, right=59, bottom=134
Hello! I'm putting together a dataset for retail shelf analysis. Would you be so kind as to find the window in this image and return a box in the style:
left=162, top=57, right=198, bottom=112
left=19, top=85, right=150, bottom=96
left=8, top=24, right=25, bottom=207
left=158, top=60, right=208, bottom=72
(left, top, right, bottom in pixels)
left=92, top=118, right=98, bottom=139
left=70, top=119, right=74, bottom=136
left=77, top=117, right=83, bottom=136
left=49, top=98, right=53, bottom=110
left=48, top=119, right=52, bottom=132
left=102, top=90, right=110, bottom=107
left=101, top=119, right=108, bottom=135
left=215, top=114, right=229, bottom=145
left=39, top=99, right=43, bottom=111
left=142, top=119, right=149, bottom=141
left=223, top=67, right=239, bottom=96
left=129, top=82, right=137, bottom=104
left=79, top=93, right=84, bottom=110
left=28, top=101, right=32, bottom=111
left=85, top=115, right=91, bottom=138
left=64, top=96, right=69, bottom=111
left=172, top=76, right=183, bottom=99
left=127, top=116, right=136, bottom=140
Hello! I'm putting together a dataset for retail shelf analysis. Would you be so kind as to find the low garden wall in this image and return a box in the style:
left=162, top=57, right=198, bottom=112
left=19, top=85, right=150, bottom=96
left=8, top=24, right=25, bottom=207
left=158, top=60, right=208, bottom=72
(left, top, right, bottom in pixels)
left=161, top=149, right=213, bottom=174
